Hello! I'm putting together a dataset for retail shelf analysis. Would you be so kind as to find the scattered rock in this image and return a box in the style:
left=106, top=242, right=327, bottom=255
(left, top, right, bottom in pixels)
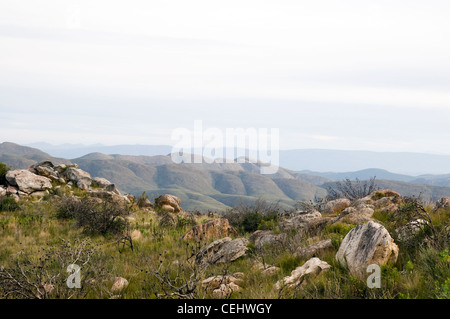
left=280, top=210, right=322, bottom=232
left=202, top=274, right=244, bottom=292
left=5, top=170, right=52, bottom=194
left=251, top=260, right=280, bottom=276
left=6, top=185, right=18, bottom=195
left=155, top=194, right=182, bottom=213
left=295, top=239, right=334, bottom=259
left=111, top=277, right=129, bottom=293
left=30, top=190, right=50, bottom=198
left=0, top=186, right=6, bottom=197
left=92, top=177, right=120, bottom=194
left=336, top=221, right=399, bottom=280
left=250, top=230, right=287, bottom=249
left=395, top=219, right=429, bottom=242
left=371, top=189, right=401, bottom=199
left=131, top=229, right=143, bottom=241
left=323, top=198, right=351, bottom=215
left=202, top=274, right=244, bottom=298
left=160, top=204, right=175, bottom=213
left=212, top=282, right=241, bottom=298
left=196, top=237, right=249, bottom=267
left=138, top=198, right=154, bottom=209
left=181, top=218, right=237, bottom=242
left=263, top=266, right=281, bottom=276
left=334, top=204, right=375, bottom=225
left=274, top=258, right=331, bottom=290
left=436, top=197, right=450, bottom=209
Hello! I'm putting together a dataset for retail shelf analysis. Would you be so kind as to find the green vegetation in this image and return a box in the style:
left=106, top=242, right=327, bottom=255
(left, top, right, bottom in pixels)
left=0, top=191, right=447, bottom=299
left=0, top=162, right=9, bottom=185
left=223, top=199, right=280, bottom=234
left=0, top=197, right=20, bottom=212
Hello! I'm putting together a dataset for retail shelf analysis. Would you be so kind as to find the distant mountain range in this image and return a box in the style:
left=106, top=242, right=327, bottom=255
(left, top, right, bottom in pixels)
left=2, top=141, right=450, bottom=211
left=27, top=142, right=450, bottom=175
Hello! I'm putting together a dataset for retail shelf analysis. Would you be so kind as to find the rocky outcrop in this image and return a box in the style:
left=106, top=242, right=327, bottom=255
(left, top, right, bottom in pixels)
left=250, top=230, right=287, bottom=249
left=155, top=194, right=182, bottom=213
left=1, top=161, right=131, bottom=204
left=195, top=237, right=249, bottom=267
left=5, top=169, right=52, bottom=195
left=274, top=258, right=331, bottom=290
left=323, top=198, right=351, bottom=215
left=295, top=239, right=334, bottom=259
left=336, top=221, right=399, bottom=280
left=181, top=218, right=237, bottom=242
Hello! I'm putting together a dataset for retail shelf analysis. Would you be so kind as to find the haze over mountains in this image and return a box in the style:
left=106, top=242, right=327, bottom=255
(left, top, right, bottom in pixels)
left=27, top=142, right=450, bottom=175
left=2, top=141, right=450, bottom=211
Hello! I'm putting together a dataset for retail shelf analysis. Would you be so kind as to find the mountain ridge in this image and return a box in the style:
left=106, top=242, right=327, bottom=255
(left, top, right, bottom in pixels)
left=2, top=142, right=450, bottom=211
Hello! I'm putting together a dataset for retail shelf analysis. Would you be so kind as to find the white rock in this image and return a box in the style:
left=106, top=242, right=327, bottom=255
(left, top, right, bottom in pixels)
left=5, top=170, right=52, bottom=194
left=275, top=258, right=331, bottom=290
left=336, top=221, right=399, bottom=280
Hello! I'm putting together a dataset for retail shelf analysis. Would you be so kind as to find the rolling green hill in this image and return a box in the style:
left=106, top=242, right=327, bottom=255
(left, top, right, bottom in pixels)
left=72, top=155, right=327, bottom=211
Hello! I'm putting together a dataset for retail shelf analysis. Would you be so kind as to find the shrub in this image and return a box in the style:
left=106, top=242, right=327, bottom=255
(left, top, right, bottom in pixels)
left=56, top=197, right=130, bottom=236
left=0, top=197, right=20, bottom=212
left=327, top=176, right=378, bottom=201
left=0, top=238, right=106, bottom=299
left=0, top=162, right=9, bottom=185
left=223, top=199, right=279, bottom=233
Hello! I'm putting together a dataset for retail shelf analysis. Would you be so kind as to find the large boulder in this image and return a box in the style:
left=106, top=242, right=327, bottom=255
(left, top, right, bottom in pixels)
left=5, top=170, right=52, bottom=194
left=336, top=221, right=399, bottom=280
left=195, top=237, right=249, bottom=267
left=274, top=258, right=331, bottom=291
left=64, top=167, right=92, bottom=190
left=250, top=230, right=287, bottom=249
left=323, top=199, right=351, bottom=215
left=155, top=194, right=182, bottom=213
left=181, top=218, right=237, bottom=242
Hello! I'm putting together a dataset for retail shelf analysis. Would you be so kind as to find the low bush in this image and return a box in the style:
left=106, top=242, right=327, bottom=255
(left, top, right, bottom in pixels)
left=56, top=196, right=130, bottom=236
left=0, top=197, right=20, bottom=212
left=223, top=199, right=279, bottom=233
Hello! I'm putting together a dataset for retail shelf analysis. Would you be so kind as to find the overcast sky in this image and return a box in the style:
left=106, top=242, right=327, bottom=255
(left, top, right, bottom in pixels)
left=1, top=0, right=450, bottom=154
